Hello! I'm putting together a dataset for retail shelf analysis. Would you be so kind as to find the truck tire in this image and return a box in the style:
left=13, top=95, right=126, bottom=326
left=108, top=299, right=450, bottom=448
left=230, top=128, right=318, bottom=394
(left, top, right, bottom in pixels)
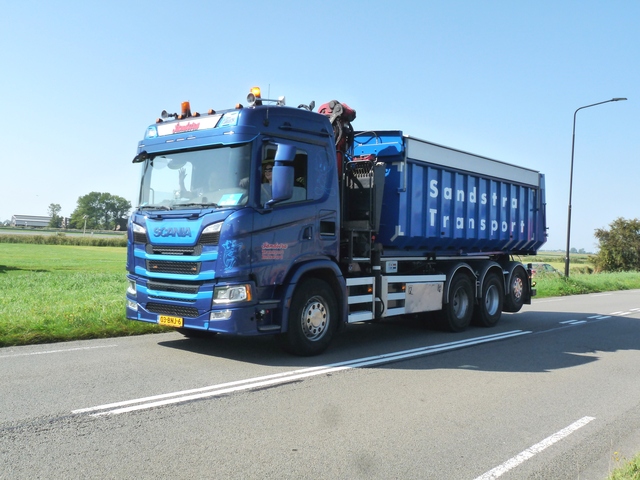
left=472, top=273, right=503, bottom=327
left=504, top=267, right=527, bottom=313
left=440, top=274, right=473, bottom=332
left=280, top=278, right=337, bottom=356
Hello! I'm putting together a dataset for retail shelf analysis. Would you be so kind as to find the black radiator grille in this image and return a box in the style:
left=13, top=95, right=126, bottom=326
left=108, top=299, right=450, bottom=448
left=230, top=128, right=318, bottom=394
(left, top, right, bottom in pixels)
left=133, top=232, right=147, bottom=244
left=147, top=260, right=200, bottom=275
left=200, top=231, right=220, bottom=245
left=147, top=281, right=199, bottom=294
left=146, top=244, right=203, bottom=256
left=147, top=302, right=199, bottom=318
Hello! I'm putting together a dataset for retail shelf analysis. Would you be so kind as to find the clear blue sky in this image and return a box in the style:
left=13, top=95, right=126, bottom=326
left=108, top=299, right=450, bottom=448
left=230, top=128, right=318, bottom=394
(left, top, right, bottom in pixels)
left=1, top=0, right=637, bottom=251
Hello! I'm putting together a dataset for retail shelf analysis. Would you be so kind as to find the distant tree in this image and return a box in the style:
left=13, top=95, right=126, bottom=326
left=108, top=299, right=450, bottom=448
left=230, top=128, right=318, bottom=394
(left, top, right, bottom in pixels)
left=47, top=203, right=62, bottom=228
left=592, top=217, right=640, bottom=272
left=69, top=192, right=131, bottom=230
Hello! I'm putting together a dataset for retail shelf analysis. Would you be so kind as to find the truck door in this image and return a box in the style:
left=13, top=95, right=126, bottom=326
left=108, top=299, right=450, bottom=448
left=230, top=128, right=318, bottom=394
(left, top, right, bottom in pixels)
left=251, top=140, right=337, bottom=288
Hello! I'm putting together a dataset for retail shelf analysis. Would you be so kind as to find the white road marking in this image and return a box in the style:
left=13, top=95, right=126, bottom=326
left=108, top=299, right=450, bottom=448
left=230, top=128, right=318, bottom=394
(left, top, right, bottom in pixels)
left=0, top=344, right=118, bottom=359
left=474, top=416, right=595, bottom=480
left=73, top=330, right=531, bottom=416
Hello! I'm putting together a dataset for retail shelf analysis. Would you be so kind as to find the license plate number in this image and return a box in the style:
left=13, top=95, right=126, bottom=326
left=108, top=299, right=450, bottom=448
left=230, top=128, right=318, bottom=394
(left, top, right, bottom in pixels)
left=158, top=315, right=183, bottom=327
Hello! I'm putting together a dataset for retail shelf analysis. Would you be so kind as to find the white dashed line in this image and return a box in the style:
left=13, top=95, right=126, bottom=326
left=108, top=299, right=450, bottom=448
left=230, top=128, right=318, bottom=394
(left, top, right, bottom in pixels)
left=474, top=416, right=596, bottom=479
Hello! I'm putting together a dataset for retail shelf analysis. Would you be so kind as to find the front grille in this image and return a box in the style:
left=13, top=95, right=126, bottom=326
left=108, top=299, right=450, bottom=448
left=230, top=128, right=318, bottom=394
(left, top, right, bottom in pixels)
left=147, top=302, right=199, bottom=318
left=200, top=232, right=220, bottom=245
left=146, top=244, right=203, bottom=256
left=134, top=232, right=147, bottom=244
left=147, top=281, right=199, bottom=294
left=147, top=260, right=200, bottom=275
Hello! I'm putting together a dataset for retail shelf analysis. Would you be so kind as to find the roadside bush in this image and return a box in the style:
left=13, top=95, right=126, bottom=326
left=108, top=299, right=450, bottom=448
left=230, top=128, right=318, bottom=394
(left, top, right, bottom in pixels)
left=0, top=234, right=126, bottom=247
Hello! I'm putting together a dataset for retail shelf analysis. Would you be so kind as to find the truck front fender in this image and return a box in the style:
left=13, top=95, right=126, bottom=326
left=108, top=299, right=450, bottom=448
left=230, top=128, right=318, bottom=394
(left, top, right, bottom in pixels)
left=279, top=259, right=346, bottom=333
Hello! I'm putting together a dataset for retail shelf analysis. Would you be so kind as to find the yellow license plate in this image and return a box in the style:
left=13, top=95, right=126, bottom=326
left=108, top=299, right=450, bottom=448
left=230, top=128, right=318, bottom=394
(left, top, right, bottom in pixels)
left=158, top=315, right=183, bottom=327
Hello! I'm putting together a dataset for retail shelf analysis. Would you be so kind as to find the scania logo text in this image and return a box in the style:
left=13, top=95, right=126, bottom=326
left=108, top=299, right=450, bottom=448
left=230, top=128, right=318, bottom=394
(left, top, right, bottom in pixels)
left=154, top=227, right=192, bottom=238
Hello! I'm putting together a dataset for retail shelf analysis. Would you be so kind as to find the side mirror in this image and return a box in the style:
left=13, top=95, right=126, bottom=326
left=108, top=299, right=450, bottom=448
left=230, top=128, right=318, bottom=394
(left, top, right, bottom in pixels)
left=266, top=144, right=295, bottom=207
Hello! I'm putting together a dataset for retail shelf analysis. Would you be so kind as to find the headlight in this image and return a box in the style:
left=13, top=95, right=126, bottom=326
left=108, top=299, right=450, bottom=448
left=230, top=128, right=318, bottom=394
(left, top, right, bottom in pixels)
left=213, top=284, right=252, bottom=304
left=132, top=223, right=146, bottom=234
left=202, top=222, right=222, bottom=235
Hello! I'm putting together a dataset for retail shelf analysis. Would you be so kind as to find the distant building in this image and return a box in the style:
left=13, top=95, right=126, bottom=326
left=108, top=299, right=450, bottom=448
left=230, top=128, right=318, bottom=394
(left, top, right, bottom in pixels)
left=11, top=215, right=52, bottom=228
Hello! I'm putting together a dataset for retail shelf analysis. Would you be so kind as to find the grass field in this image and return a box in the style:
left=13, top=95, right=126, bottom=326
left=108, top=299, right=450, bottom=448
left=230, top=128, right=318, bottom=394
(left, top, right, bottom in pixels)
left=0, top=243, right=162, bottom=347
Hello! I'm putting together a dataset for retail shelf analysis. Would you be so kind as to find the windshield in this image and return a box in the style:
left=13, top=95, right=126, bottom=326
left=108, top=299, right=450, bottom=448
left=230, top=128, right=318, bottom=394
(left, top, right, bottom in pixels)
left=138, top=144, right=251, bottom=210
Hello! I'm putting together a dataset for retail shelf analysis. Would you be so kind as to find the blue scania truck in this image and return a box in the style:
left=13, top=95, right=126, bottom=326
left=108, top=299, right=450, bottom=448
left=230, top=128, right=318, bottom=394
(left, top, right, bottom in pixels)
left=126, top=88, right=546, bottom=355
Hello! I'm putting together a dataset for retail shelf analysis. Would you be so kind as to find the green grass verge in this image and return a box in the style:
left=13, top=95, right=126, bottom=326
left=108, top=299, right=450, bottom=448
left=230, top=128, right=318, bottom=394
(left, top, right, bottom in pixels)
left=0, top=232, right=127, bottom=247
left=0, top=243, right=164, bottom=347
left=608, top=452, right=640, bottom=480
left=533, top=271, right=640, bottom=298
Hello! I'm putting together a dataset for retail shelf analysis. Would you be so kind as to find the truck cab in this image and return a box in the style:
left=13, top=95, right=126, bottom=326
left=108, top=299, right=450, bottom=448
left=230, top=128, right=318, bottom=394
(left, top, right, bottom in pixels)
left=126, top=91, right=343, bottom=353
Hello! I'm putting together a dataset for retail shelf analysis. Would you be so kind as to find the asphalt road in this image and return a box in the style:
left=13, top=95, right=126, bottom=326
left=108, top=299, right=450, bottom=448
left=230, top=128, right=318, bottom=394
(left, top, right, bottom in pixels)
left=1, top=290, right=639, bottom=479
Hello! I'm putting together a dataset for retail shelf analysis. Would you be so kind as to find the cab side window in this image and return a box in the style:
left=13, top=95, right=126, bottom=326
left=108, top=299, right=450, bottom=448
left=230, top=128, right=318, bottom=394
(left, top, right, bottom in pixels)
left=290, top=151, right=308, bottom=202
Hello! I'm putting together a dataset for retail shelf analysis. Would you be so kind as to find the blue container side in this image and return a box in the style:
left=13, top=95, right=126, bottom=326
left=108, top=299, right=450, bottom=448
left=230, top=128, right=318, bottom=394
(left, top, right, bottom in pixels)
left=354, top=131, right=546, bottom=255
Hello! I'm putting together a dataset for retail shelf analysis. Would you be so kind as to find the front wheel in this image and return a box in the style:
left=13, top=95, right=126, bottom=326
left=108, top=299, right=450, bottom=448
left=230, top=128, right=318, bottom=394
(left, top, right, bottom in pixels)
left=279, top=278, right=337, bottom=356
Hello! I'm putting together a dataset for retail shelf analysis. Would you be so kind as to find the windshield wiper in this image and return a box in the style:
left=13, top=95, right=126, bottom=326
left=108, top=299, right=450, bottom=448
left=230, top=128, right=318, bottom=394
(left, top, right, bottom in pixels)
left=177, top=202, right=220, bottom=208
left=140, top=205, right=172, bottom=211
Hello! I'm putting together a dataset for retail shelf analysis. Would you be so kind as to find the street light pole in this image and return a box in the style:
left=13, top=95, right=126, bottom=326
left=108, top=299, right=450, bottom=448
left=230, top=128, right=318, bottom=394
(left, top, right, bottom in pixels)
left=565, top=97, right=627, bottom=277
left=83, top=215, right=88, bottom=237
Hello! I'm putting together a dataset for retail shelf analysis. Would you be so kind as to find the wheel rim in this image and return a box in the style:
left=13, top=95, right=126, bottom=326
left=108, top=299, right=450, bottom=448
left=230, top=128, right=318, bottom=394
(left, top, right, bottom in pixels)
left=485, top=284, right=500, bottom=316
left=512, top=276, right=524, bottom=301
left=452, top=287, right=470, bottom=318
left=301, top=296, right=328, bottom=341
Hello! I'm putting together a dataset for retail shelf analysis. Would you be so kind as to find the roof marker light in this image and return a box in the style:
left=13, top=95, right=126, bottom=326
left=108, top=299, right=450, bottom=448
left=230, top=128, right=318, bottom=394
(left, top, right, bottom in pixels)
left=247, top=86, right=263, bottom=106
left=178, top=101, right=192, bottom=119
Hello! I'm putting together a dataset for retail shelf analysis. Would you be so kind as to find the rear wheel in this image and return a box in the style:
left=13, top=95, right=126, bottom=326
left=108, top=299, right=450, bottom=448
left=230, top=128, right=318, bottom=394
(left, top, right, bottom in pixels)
left=472, top=273, right=504, bottom=327
left=440, top=274, right=474, bottom=332
left=280, top=278, right=337, bottom=356
left=504, top=267, right=528, bottom=312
